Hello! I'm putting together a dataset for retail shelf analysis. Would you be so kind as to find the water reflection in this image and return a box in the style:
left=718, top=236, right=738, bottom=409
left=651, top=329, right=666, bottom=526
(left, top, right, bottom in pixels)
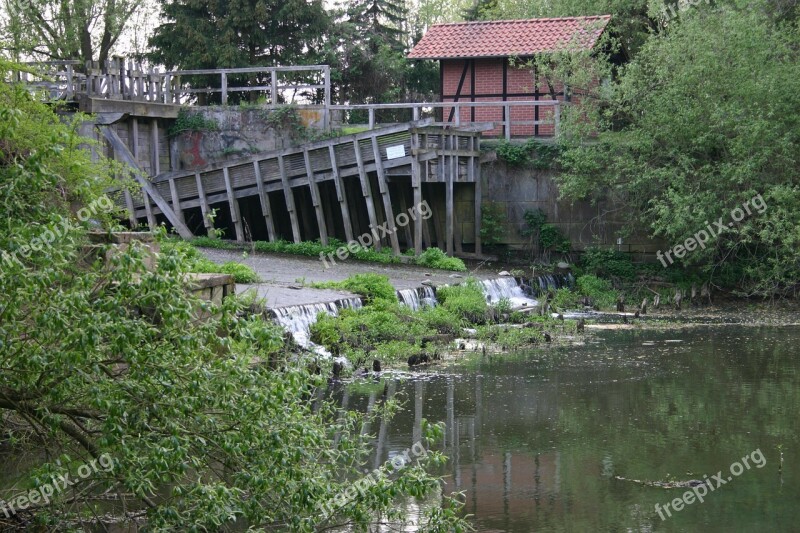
left=342, top=326, right=800, bottom=532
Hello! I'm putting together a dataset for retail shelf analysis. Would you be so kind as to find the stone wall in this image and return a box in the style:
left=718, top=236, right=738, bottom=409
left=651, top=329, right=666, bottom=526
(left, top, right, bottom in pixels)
left=480, top=158, right=663, bottom=259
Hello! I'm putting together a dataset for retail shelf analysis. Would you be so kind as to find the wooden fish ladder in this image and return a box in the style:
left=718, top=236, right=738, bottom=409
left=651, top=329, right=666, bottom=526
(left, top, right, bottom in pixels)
left=117, top=121, right=484, bottom=256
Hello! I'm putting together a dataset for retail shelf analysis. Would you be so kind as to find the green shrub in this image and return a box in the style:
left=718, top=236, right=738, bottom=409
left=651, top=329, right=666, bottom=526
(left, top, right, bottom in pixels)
left=480, top=202, right=506, bottom=247
left=576, top=274, right=617, bottom=310
left=168, top=109, right=219, bottom=137
left=437, top=279, right=488, bottom=323
left=218, top=262, right=260, bottom=283
left=160, top=239, right=259, bottom=283
left=416, top=247, right=467, bottom=272
left=579, top=247, right=636, bottom=280
left=551, top=287, right=579, bottom=310
left=312, top=273, right=397, bottom=304
left=418, top=306, right=463, bottom=334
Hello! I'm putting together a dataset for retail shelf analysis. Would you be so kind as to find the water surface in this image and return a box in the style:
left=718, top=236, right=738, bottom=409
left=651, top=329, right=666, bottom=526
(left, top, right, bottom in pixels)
left=347, top=325, right=800, bottom=532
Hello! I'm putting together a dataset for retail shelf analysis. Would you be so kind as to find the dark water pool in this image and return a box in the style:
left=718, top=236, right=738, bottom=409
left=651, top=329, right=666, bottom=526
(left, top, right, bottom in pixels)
left=344, top=325, right=800, bottom=532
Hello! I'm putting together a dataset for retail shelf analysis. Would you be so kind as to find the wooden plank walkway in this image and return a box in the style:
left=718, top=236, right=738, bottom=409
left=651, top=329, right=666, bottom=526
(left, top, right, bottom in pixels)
left=122, top=121, right=483, bottom=255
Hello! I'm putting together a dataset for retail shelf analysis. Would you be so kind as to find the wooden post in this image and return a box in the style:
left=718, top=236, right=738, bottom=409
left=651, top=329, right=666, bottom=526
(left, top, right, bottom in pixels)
left=474, top=152, right=482, bottom=256
left=142, top=189, right=157, bottom=230
left=411, top=130, right=423, bottom=256
left=223, top=167, right=245, bottom=241
left=164, top=73, right=172, bottom=104
left=504, top=102, right=511, bottom=141
left=445, top=135, right=454, bottom=256
left=371, top=136, right=401, bottom=255
left=65, top=63, right=73, bottom=99
left=323, top=66, right=331, bottom=131
left=368, top=108, right=375, bottom=130
left=168, top=177, right=185, bottom=224
left=195, top=172, right=215, bottom=235
left=221, top=72, right=228, bottom=105
left=253, top=161, right=277, bottom=241
left=123, top=189, right=138, bottom=227
left=451, top=135, right=462, bottom=254
left=150, top=119, right=160, bottom=175
left=303, top=149, right=328, bottom=245
left=554, top=103, right=561, bottom=139
left=328, top=144, right=354, bottom=242
left=270, top=70, right=278, bottom=105
left=278, top=154, right=302, bottom=243
left=353, top=139, right=381, bottom=250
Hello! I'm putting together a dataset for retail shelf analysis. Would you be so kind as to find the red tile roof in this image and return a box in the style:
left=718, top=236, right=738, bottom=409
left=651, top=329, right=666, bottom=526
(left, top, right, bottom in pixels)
left=408, top=15, right=611, bottom=59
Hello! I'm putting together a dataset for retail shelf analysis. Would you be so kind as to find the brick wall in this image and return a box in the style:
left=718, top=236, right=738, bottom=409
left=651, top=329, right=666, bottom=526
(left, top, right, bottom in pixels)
left=441, top=58, right=569, bottom=137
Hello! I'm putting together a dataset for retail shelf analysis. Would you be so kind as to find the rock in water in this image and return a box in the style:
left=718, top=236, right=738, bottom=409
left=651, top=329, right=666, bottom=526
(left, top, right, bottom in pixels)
left=372, top=359, right=382, bottom=372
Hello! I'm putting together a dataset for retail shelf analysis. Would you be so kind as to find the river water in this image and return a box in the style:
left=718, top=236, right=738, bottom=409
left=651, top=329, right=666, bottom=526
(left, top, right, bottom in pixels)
left=344, top=324, right=800, bottom=532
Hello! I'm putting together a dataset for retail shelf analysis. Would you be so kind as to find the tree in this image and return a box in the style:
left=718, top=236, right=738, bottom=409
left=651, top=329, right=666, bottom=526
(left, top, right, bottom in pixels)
left=0, top=0, right=143, bottom=64
left=555, top=3, right=800, bottom=296
left=0, top=62, right=468, bottom=530
left=149, top=0, right=330, bottom=70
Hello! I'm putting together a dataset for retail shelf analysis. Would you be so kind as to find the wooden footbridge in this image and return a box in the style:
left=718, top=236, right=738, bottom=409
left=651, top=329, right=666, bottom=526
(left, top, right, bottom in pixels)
left=102, top=120, right=485, bottom=256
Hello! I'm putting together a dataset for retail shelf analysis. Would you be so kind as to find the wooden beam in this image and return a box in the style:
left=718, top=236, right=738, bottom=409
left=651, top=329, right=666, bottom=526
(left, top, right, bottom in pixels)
left=278, top=154, right=302, bottom=243
left=445, top=135, right=454, bottom=256
left=223, top=167, right=245, bottom=241
left=253, top=161, right=277, bottom=241
left=100, top=126, right=193, bottom=238
left=195, top=171, right=215, bottom=235
left=353, top=139, right=381, bottom=251
left=303, top=149, right=328, bottom=245
left=371, top=137, right=401, bottom=255
left=329, top=144, right=354, bottom=242
left=168, top=177, right=185, bottom=224
left=410, top=131, right=423, bottom=256
left=150, top=119, right=160, bottom=175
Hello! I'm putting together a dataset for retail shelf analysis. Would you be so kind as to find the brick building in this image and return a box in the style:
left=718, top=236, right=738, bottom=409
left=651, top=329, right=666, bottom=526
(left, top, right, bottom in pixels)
left=408, top=15, right=611, bottom=137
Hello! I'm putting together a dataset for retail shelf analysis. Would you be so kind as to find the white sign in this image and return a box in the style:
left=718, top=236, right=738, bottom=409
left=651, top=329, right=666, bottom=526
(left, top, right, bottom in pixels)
left=386, top=145, right=406, bottom=160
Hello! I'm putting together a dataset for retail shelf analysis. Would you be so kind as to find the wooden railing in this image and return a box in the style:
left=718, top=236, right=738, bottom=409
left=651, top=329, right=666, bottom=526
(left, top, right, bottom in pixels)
left=330, top=100, right=561, bottom=140
left=13, top=59, right=558, bottom=138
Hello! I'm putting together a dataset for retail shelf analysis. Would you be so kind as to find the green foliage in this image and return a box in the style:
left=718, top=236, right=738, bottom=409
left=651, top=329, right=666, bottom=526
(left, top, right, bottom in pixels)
left=551, top=287, right=580, bottom=310
left=312, top=273, right=398, bottom=304
left=417, top=305, right=463, bottom=335
left=522, top=209, right=571, bottom=258
left=415, top=247, right=468, bottom=271
left=437, top=279, right=489, bottom=324
left=161, top=239, right=260, bottom=283
left=168, top=109, right=219, bottom=137
left=556, top=3, right=800, bottom=296
left=264, top=105, right=309, bottom=141
left=493, top=139, right=563, bottom=169
left=579, top=247, right=636, bottom=280
left=576, top=274, right=618, bottom=310
left=480, top=202, right=506, bottom=246
left=0, top=68, right=468, bottom=530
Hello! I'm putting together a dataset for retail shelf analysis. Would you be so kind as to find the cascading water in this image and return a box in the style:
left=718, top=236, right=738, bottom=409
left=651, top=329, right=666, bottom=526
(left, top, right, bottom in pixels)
left=532, top=272, right=575, bottom=295
left=271, top=297, right=362, bottom=349
left=480, top=278, right=539, bottom=308
left=397, top=286, right=437, bottom=311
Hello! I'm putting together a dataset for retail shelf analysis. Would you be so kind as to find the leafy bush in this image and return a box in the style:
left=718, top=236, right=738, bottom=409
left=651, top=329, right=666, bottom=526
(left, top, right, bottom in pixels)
left=418, top=305, right=463, bottom=334
left=312, top=273, right=397, bottom=304
left=218, top=262, right=260, bottom=283
left=480, top=202, right=506, bottom=247
left=161, top=239, right=259, bottom=283
left=436, top=279, right=488, bottom=323
left=168, top=108, right=219, bottom=137
left=551, top=287, right=580, bottom=310
left=576, top=274, right=618, bottom=310
left=579, top=247, right=636, bottom=280
left=416, top=247, right=467, bottom=271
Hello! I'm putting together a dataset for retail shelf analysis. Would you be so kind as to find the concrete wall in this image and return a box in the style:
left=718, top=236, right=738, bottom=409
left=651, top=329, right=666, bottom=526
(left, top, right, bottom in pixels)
left=481, top=159, right=662, bottom=258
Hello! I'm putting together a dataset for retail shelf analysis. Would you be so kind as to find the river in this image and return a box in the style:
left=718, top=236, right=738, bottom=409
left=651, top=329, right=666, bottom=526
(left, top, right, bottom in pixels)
left=342, top=324, right=800, bottom=531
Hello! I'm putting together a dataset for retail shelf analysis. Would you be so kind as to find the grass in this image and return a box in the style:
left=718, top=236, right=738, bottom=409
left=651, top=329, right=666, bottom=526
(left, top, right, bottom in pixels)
left=160, top=239, right=260, bottom=283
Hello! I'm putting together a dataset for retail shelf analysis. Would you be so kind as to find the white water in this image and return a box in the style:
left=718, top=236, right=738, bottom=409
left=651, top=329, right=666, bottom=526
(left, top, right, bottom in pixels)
left=271, top=297, right=363, bottom=349
left=397, top=286, right=437, bottom=311
left=480, top=277, right=539, bottom=308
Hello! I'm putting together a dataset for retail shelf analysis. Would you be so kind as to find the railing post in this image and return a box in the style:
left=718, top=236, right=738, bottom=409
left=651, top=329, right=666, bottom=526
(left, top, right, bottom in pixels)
left=554, top=102, right=561, bottom=139
left=368, top=107, right=375, bottom=129
left=164, top=73, right=172, bottom=104
left=221, top=72, right=228, bottom=105
left=270, top=70, right=278, bottom=105
left=323, top=65, right=331, bottom=131
left=413, top=105, right=420, bottom=122
left=66, top=63, right=74, bottom=99
left=504, top=102, right=511, bottom=141
left=455, top=103, right=461, bottom=126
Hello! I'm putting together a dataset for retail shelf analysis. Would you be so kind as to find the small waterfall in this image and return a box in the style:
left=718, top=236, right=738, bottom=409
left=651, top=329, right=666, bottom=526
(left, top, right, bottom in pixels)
left=397, top=286, right=437, bottom=311
left=271, top=297, right=362, bottom=348
left=530, top=272, right=575, bottom=295
left=480, top=277, right=539, bottom=308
